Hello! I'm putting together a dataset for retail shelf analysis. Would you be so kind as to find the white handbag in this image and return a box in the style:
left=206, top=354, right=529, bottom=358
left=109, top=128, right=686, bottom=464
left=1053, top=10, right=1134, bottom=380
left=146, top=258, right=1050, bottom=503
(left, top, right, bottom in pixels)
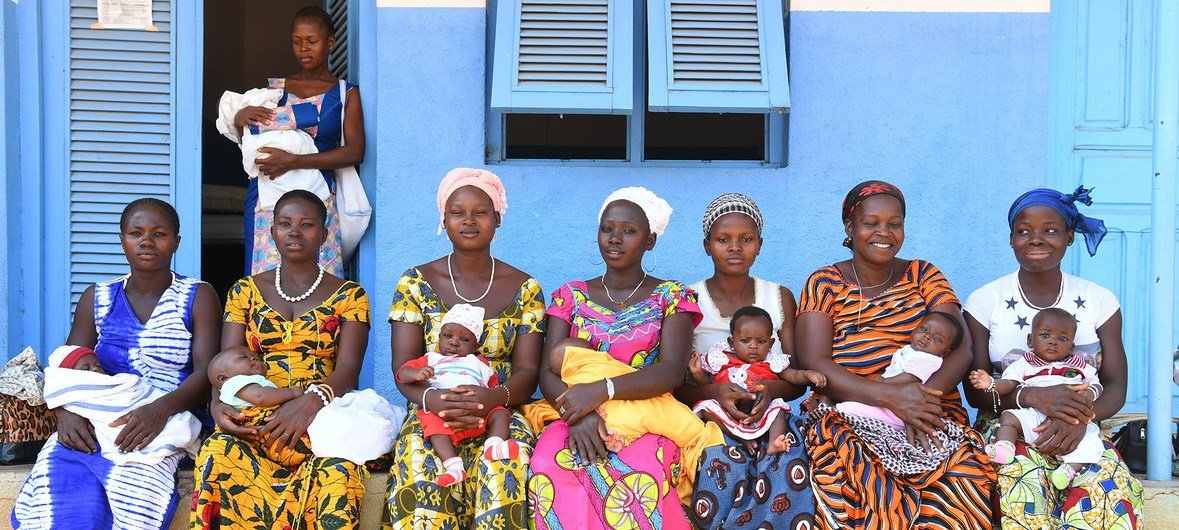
left=334, top=80, right=372, bottom=261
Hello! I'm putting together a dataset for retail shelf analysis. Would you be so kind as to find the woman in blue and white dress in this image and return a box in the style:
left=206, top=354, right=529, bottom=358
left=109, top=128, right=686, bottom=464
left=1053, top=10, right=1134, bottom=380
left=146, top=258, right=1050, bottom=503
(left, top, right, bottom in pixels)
left=13, top=198, right=221, bottom=530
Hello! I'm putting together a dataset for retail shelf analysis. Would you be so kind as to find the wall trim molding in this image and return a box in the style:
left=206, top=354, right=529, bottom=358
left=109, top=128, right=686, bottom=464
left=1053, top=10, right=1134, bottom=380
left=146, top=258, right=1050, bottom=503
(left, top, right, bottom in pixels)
left=790, top=0, right=1048, bottom=12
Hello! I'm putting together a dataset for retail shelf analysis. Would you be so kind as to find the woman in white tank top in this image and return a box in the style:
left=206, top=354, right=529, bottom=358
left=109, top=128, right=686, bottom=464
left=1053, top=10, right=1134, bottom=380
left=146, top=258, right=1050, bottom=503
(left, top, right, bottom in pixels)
left=680, top=193, right=815, bottom=530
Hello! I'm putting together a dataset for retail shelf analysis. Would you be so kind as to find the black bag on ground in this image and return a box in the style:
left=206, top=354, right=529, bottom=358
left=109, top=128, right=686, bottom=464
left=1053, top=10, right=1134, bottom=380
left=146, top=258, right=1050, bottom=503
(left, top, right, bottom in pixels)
left=1111, top=419, right=1178, bottom=476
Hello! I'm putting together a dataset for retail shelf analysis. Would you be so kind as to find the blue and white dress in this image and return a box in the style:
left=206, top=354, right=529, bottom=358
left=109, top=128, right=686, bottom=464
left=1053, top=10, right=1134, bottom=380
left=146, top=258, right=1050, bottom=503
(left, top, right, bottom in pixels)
left=13, top=273, right=206, bottom=530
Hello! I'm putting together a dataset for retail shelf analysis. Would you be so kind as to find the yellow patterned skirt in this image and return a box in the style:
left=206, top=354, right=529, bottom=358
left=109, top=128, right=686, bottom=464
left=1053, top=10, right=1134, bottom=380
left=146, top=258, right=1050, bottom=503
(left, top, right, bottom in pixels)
left=382, top=408, right=534, bottom=529
left=190, top=431, right=367, bottom=529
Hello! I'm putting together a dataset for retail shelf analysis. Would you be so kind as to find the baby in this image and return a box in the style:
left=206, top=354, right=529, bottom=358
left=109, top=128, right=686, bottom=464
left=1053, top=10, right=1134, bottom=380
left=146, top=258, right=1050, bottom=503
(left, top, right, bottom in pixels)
left=970, top=307, right=1101, bottom=489
left=395, top=304, right=518, bottom=487
left=690, top=306, right=827, bottom=455
left=831, top=311, right=962, bottom=428
left=208, top=346, right=312, bottom=466
left=43, top=345, right=201, bottom=464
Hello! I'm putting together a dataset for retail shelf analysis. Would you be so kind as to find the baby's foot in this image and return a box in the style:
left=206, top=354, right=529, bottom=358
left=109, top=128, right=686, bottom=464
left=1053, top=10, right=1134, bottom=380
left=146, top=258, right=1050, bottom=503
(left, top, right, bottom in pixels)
left=766, top=435, right=789, bottom=455
left=436, top=457, right=466, bottom=487
left=985, top=440, right=1016, bottom=465
left=741, top=439, right=761, bottom=457
left=481, top=437, right=520, bottom=461
left=1051, top=463, right=1079, bottom=490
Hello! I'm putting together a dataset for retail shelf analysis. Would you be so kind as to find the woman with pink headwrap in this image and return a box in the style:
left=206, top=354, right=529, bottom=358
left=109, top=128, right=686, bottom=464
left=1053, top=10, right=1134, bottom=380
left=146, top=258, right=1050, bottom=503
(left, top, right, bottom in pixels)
left=383, top=168, right=546, bottom=529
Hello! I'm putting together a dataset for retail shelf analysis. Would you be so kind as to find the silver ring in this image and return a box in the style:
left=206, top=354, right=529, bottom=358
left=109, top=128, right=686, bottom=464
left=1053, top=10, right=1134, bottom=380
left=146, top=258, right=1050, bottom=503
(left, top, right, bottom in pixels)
left=281, top=433, right=290, bottom=438
left=559, top=406, right=567, bottom=415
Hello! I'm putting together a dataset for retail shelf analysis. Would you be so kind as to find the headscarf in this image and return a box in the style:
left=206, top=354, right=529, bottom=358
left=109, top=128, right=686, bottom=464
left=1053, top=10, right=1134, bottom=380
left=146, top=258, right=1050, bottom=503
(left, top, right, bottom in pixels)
left=1007, top=185, right=1107, bottom=256
left=48, top=345, right=97, bottom=370
left=841, top=180, right=906, bottom=222
left=436, top=168, right=507, bottom=235
left=599, top=187, right=673, bottom=237
left=441, top=303, right=485, bottom=340
left=701, top=193, right=763, bottom=237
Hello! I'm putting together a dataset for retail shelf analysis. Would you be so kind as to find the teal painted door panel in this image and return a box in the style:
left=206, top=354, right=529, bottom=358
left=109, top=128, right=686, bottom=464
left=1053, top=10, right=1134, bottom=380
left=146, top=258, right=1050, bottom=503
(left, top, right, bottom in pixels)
left=1051, top=0, right=1178, bottom=414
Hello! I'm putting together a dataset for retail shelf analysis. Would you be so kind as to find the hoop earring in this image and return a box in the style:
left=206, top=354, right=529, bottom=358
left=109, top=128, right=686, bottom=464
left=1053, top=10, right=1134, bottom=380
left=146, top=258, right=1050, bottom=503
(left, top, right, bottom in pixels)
left=644, top=251, right=658, bottom=273
left=587, top=241, right=604, bottom=266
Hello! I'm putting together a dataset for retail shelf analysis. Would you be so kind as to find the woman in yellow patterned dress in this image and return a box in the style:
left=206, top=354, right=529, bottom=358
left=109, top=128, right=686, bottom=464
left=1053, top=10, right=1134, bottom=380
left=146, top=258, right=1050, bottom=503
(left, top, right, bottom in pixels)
left=383, top=169, right=545, bottom=530
left=191, top=190, right=371, bottom=529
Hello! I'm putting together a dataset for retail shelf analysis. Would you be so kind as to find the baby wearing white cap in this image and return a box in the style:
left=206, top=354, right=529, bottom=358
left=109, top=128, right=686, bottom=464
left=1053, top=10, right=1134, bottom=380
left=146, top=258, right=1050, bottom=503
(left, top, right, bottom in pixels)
left=394, top=303, right=518, bottom=486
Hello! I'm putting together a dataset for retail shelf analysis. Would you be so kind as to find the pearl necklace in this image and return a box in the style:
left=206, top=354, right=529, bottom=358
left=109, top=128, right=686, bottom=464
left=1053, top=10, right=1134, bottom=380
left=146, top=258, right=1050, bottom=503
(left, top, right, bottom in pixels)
left=448, top=253, right=495, bottom=304
left=602, top=272, right=646, bottom=309
left=274, top=263, right=324, bottom=303
left=1017, top=272, right=1064, bottom=310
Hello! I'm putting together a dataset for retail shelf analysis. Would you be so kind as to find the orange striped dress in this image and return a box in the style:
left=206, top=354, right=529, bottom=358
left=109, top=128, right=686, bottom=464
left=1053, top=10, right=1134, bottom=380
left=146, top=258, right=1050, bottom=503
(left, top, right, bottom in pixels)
left=798, top=260, right=995, bottom=529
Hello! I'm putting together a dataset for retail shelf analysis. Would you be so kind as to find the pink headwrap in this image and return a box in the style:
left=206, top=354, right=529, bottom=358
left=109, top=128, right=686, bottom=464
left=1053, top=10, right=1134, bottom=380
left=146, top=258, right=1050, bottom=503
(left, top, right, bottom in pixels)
left=436, top=168, right=508, bottom=235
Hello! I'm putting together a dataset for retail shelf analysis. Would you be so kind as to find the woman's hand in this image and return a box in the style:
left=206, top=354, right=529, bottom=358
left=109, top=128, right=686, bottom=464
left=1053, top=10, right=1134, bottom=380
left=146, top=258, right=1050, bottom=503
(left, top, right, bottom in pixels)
left=233, top=106, right=273, bottom=130
left=258, top=393, right=323, bottom=450
left=432, top=386, right=489, bottom=431
left=713, top=382, right=757, bottom=424
left=109, top=400, right=170, bottom=452
left=1033, top=417, right=1087, bottom=456
left=904, top=424, right=946, bottom=454
left=1023, top=384, right=1094, bottom=425
left=211, top=400, right=258, bottom=443
left=555, top=381, right=608, bottom=425
left=256, top=147, right=298, bottom=179
left=55, top=408, right=97, bottom=453
left=567, top=411, right=610, bottom=464
left=886, top=382, right=945, bottom=436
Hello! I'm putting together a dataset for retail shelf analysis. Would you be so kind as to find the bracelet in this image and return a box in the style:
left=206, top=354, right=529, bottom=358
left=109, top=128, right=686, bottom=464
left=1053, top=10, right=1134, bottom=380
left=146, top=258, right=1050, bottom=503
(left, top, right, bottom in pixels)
left=1089, top=384, right=1101, bottom=402
left=318, top=383, right=336, bottom=402
left=604, top=378, right=615, bottom=401
left=1014, top=385, right=1026, bottom=408
left=421, top=387, right=436, bottom=413
left=498, top=384, right=511, bottom=407
left=986, top=376, right=1000, bottom=414
left=306, top=384, right=330, bottom=407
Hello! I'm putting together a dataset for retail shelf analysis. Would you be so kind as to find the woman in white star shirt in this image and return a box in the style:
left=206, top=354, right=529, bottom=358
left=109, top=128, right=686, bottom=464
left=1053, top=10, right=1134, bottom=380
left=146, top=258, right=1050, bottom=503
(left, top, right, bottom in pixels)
left=963, top=186, right=1142, bottom=529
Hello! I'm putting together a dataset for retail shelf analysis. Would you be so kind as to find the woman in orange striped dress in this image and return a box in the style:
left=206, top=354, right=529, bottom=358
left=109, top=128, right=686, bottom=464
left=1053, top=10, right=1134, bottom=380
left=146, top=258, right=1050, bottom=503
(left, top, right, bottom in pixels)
left=795, top=181, right=994, bottom=529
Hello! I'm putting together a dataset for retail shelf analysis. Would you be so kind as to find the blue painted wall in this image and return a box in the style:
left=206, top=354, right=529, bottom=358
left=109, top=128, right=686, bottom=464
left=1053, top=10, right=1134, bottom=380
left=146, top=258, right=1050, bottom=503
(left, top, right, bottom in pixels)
left=369, top=8, right=1052, bottom=401
left=0, top=0, right=17, bottom=359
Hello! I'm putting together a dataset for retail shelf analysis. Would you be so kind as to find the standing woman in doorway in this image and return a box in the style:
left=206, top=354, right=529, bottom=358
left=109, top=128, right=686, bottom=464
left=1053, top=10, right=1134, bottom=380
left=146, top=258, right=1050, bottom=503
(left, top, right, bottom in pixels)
left=232, top=6, right=365, bottom=276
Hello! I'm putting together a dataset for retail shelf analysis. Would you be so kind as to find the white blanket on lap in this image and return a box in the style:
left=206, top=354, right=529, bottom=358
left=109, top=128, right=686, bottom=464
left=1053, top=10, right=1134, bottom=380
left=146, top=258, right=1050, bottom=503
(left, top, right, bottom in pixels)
left=43, top=367, right=200, bottom=465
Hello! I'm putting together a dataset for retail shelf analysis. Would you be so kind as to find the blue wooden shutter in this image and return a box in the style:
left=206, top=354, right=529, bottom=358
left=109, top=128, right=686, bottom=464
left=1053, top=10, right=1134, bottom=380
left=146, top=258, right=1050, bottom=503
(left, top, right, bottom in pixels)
left=646, top=0, right=789, bottom=113
left=68, top=0, right=174, bottom=304
left=490, top=0, right=634, bottom=114
left=326, top=0, right=349, bottom=79
left=1049, top=0, right=1177, bottom=414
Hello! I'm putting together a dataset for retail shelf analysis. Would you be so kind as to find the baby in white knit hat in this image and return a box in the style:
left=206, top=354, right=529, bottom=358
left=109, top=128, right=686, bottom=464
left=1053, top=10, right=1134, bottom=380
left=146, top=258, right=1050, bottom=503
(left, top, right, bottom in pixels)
left=395, top=303, right=518, bottom=486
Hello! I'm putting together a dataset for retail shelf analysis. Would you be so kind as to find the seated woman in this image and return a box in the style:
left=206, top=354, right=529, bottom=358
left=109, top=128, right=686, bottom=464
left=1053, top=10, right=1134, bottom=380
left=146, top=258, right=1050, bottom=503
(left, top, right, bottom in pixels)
left=13, top=199, right=220, bottom=530
left=795, top=181, right=994, bottom=529
left=191, top=190, right=371, bottom=529
left=384, top=168, right=545, bottom=529
left=527, top=187, right=714, bottom=530
left=679, top=193, right=816, bottom=530
left=964, top=186, right=1143, bottom=529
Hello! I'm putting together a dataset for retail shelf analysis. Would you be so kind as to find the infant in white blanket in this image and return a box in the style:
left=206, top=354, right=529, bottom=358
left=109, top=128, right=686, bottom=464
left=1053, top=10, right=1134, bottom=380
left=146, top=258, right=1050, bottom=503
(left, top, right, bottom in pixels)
left=42, top=345, right=201, bottom=465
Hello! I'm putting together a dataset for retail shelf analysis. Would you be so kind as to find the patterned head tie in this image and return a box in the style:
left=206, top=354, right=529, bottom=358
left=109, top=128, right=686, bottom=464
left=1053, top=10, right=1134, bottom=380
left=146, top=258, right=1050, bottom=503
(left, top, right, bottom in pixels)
left=599, top=186, right=674, bottom=237
left=1007, top=186, right=1107, bottom=257
left=841, top=180, right=906, bottom=223
left=702, top=193, right=763, bottom=238
left=440, top=303, right=485, bottom=340
left=436, top=168, right=508, bottom=235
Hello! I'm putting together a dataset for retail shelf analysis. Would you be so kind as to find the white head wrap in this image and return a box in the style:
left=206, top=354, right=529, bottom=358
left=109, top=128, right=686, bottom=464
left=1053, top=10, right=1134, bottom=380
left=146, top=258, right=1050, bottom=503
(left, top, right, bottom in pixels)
left=598, top=187, right=673, bottom=236
left=440, top=303, right=486, bottom=340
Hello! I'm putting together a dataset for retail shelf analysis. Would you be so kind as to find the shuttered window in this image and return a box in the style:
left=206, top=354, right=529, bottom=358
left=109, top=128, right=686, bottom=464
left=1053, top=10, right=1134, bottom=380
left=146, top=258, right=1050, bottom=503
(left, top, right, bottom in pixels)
left=68, top=0, right=174, bottom=304
left=646, top=0, right=789, bottom=112
left=490, top=0, right=634, bottom=114
left=326, top=0, right=349, bottom=79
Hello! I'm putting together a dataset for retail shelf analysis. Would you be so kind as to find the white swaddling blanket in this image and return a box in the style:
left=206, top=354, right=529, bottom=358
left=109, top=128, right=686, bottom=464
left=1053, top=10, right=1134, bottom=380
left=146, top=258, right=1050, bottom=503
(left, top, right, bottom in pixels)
left=43, top=367, right=200, bottom=465
left=307, top=389, right=405, bottom=465
left=215, top=88, right=329, bottom=211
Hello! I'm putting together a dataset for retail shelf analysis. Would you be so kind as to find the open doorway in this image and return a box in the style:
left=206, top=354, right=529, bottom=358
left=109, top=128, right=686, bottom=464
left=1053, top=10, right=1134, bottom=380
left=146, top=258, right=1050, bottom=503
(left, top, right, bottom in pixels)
left=200, top=0, right=349, bottom=302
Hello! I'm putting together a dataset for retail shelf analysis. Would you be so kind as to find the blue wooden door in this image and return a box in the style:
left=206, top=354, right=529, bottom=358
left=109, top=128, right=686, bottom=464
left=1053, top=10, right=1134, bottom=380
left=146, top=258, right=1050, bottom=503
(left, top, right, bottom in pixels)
left=1050, top=0, right=1178, bottom=414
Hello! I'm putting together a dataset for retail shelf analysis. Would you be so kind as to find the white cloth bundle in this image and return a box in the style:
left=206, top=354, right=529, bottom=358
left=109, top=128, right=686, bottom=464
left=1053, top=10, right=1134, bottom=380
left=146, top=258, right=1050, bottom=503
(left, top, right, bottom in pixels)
left=216, top=88, right=329, bottom=211
left=307, top=389, right=405, bottom=465
left=42, top=367, right=200, bottom=465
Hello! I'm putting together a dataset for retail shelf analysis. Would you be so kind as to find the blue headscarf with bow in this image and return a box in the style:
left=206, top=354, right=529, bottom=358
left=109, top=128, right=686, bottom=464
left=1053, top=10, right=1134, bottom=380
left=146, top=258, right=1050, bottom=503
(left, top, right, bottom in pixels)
left=1007, top=186, right=1107, bottom=256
